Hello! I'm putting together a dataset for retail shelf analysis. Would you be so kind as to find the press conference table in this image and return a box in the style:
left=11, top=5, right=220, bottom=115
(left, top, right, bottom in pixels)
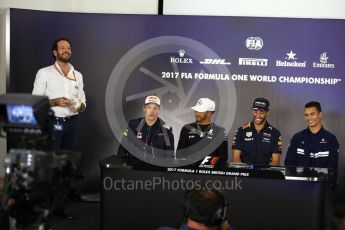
left=99, top=156, right=331, bottom=230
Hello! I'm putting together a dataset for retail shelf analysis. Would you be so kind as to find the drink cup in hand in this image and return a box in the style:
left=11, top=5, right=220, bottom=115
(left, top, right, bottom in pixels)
left=69, top=98, right=82, bottom=113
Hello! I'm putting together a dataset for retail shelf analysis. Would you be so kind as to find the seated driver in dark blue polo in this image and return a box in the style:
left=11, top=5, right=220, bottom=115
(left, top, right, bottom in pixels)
left=231, top=98, right=282, bottom=166
left=285, top=101, right=339, bottom=172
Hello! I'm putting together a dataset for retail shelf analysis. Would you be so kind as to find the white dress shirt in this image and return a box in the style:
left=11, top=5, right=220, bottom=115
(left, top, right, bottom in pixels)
left=32, top=62, right=86, bottom=117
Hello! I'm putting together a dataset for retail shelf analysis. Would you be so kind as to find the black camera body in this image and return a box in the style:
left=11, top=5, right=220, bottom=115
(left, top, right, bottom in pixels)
left=2, top=149, right=56, bottom=229
left=0, top=93, right=67, bottom=229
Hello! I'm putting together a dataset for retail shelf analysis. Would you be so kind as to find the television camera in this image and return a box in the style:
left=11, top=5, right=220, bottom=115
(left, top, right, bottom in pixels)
left=0, top=93, right=78, bottom=230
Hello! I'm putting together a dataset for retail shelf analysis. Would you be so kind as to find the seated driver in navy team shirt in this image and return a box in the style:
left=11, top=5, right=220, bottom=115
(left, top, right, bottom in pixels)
left=285, top=101, right=339, bottom=174
left=231, top=98, right=282, bottom=166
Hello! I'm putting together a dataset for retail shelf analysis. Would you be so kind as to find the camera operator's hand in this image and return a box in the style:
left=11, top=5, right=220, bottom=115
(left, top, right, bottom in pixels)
left=49, top=97, right=71, bottom=107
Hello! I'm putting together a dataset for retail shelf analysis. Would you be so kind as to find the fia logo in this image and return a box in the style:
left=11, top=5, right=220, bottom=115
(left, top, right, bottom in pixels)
left=246, top=37, right=264, bottom=50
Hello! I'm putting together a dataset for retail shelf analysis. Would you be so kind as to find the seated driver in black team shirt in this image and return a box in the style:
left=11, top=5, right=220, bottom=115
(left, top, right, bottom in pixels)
left=177, top=98, right=228, bottom=168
